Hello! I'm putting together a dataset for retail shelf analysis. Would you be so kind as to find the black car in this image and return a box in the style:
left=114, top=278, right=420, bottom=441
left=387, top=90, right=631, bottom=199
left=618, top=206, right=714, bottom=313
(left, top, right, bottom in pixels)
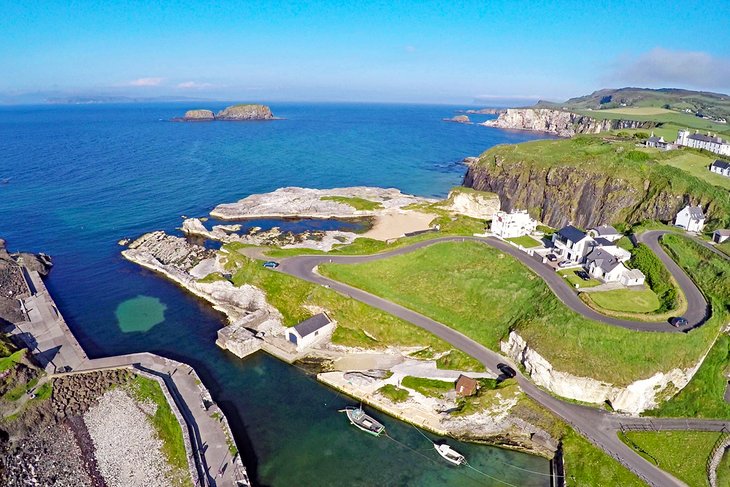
left=575, top=270, right=591, bottom=281
left=497, top=363, right=516, bottom=379
left=670, top=317, right=688, bottom=328
left=546, top=254, right=557, bottom=262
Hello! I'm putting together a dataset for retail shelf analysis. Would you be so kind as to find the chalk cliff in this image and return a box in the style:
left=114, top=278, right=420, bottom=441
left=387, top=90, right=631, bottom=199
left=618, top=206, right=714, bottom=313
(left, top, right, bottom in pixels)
left=483, top=108, right=656, bottom=137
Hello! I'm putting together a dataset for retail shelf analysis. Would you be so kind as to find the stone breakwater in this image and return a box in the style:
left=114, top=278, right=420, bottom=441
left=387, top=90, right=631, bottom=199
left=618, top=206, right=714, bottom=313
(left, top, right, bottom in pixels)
left=501, top=331, right=709, bottom=414
left=210, top=186, right=436, bottom=220
left=483, top=108, right=656, bottom=137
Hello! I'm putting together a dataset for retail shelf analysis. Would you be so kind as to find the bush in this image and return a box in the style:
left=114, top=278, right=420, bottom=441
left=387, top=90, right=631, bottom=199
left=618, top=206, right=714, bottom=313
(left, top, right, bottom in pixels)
left=629, top=244, right=677, bottom=312
left=625, top=150, right=650, bottom=162
left=615, top=131, right=631, bottom=138
left=633, top=132, right=650, bottom=139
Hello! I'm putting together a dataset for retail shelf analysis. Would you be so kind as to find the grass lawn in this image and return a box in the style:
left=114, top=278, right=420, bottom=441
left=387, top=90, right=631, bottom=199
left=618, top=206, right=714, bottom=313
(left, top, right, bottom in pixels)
left=455, top=378, right=521, bottom=416
left=622, top=431, right=722, bottom=487
left=127, top=375, right=192, bottom=487
left=377, top=384, right=410, bottom=402
left=400, top=376, right=454, bottom=397
left=576, top=109, right=730, bottom=137
left=718, top=451, right=730, bottom=487
left=717, top=241, right=730, bottom=258
left=659, top=151, right=730, bottom=190
left=563, top=429, right=645, bottom=487
left=505, top=235, right=542, bottom=248
left=558, top=268, right=601, bottom=289
left=218, top=244, right=485, bottom=371
left=320, top=196, right=383, bottom=211
left=0, top=350, right=26, bottom=372
left=599, top=107, right=677, bottom=116
left=321, top=240, right=723, bottom=386
left=586, top=287, right=661, bottom=313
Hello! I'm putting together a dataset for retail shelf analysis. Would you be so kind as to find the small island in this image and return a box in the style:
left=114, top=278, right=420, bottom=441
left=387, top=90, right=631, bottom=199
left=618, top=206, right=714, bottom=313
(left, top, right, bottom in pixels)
left=176, top=103, right=276, bottom=122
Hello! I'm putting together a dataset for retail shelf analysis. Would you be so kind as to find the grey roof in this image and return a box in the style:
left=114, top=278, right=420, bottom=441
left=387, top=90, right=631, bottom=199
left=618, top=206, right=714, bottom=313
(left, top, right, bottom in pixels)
left=684, top=205, right=705, bottom=220
left=712, top=160, right=730, bottom=170
left=593, top=237, right=614, bottom=247
left=714, top=229, right=730, bottom=236
left=688, top=133, right=725, bottom=143
left=590, top=224, right=620, bottom=237
left=556, top=225, right=588, bottom=243
left=293, top=312, right=332, bottom=337
left=647, top=136, right=661, bottom=143
left=586, top=248, right=622, bottom=273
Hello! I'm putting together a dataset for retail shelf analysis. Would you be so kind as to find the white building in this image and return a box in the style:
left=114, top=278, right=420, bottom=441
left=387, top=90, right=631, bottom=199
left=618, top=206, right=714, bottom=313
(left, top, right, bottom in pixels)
left=286, top=312, right=335, bottom=352
left=674, top=205, right=705, bottom=233
left=713, top=229, right=730, bottom=244
left=552, top=226, right=595, bottom=263
left=585, top=248, right=645, bottom=286
left=710, top=160, right=730, bottom=177
left=490, top=210, right=537, bottom=238
left=676, top=129, right=730, bottom=156
left=587, top=224, right=622, bottom=242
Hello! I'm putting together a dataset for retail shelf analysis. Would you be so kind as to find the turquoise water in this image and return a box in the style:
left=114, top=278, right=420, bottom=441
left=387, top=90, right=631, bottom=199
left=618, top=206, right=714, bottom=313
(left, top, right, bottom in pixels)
left=115, top=295, right=167, bottom=333
left=0, top=103, right=553, bottom=485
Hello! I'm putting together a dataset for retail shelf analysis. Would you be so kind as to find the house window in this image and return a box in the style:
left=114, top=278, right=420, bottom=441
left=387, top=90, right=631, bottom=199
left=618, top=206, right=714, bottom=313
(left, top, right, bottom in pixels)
left=314, top=330, right=319, bottom=336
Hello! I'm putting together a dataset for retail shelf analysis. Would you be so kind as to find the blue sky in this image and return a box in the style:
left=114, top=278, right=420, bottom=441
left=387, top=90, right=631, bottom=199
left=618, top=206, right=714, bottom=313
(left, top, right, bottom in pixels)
left=2, top=0, right=730, bottom=103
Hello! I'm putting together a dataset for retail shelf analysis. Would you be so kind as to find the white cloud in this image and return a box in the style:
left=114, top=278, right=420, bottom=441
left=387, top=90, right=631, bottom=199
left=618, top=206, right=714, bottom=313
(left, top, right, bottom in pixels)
left=176, top=81, right=214, bottom=90
left=128, top=77, right=164, bottom=87
left=610, top=48, right=730, bottom=90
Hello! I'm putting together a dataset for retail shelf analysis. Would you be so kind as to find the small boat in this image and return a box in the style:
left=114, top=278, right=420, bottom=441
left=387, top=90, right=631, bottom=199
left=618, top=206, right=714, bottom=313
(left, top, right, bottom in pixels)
left=434, top=443, right=466, bottom=466
left=339, top=406, right=385, bottom=436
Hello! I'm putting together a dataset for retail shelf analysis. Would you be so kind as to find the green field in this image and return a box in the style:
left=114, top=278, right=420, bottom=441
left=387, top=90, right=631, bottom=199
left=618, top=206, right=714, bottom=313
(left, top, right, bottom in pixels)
left=655, top=150, right=730, bottom=190
left=622, top=431, right=723, bottom=487
left=320, top=196, right=383, bottom=211
left=505, top=235, right=542, bottom=248
left=400, top=376, right=454, bottom=398
left=587, top=287, right=660, bottom=313
left=217, top=244, right=485, bottom=371
left=575, top=108, right=730, bottom=137
left=376, top=384, right=410, bottom=402
left=321, top=240, right=723, bottom=386
left=558, top=268, right=601, bottom=289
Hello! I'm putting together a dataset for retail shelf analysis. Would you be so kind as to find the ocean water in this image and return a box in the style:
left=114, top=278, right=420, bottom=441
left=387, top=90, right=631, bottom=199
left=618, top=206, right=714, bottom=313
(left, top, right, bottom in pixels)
left=0, top=102, right=552, bottom=486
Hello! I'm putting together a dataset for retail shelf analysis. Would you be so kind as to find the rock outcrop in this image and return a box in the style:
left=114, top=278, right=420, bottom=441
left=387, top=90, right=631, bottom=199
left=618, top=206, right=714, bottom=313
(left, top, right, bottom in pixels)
left=443, top=115, right=471, bottom=124
left=216, top=104, right=274, bottom=120
left=501, top=331, right=706, bottom=414
left=442, top=188, right=500, bottom=220
left=183, top=109, right=215, bottom=121
left=483, top=108, right=656, bottom=137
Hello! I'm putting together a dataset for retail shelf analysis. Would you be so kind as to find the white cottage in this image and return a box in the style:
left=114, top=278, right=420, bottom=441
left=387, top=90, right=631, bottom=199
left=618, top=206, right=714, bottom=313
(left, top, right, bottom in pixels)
left=585, top=248, right=645, bottom=286
left=710, top=160, right=730, bottom=178
left=587, top=224, right=622, bottom=242
left=286, top=312, right=335, bottom=351
left=490, top=210, right=537, bottom=238
left=552, top=226, right=595, bottom=263
left=674, top=205, right=705, bottom=233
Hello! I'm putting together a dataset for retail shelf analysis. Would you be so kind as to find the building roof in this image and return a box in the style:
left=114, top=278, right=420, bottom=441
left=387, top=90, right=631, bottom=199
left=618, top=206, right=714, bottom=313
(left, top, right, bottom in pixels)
left=593, top=237, right=614, bottom=247
left=589, top=224, right=620, bottom=237
left=586, top=248, right=622, bottom=273
left=624, top=268, right=645, bottom=280
left=293, top=312, right=332, bottom=337
left=688, top=133, right=726, bottom=144
left=682, top=205, right=705, bottom=221
left=647, top=136, right=662, bottom=143
left=556, top=225, right=588, bottom=243
left=455, top=374, right=479, bottom=397
left=712, top=160, right=730, bottom=170
left=714, top=229, right=730, bottom=237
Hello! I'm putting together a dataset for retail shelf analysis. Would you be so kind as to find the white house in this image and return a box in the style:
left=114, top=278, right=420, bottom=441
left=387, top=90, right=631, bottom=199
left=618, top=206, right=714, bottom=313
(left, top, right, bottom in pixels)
left=710, top=160, right=730, bottom=178
left=676, top=129, right=730, bottom=156
left=585, top=248, right=645, bottom=286
left=286, top=312, right=335, bottom=352
left=490, top=210, right=537, bottom=238
left=713, top=229, right=730, bottom=244
left=587, top=224, right=622, bottom=242
left=552, top=226, right=595, bottom=263
left=645, top=133, right=674, bottom=150
left=674, top=205, right=706, bottom=232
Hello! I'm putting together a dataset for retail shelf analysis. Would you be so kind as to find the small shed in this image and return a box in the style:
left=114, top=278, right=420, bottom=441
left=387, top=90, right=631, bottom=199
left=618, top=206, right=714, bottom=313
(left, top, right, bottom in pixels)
left=713, top=229, right=730, bottom=244
left=455, top=374, right=479, bottom=397
left=286, top=312, right=334, bottom=351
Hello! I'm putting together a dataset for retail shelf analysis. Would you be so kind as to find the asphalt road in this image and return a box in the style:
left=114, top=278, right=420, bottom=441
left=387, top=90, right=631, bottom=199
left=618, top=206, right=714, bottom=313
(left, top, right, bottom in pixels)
left=276, top=233, right=722, bottom=486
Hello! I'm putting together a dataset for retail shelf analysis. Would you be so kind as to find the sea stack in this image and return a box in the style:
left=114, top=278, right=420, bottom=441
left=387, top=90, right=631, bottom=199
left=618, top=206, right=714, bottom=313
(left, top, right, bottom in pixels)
left=179, top=104, right=275, bottom=121
left=183, top=109, right=216, bottom=121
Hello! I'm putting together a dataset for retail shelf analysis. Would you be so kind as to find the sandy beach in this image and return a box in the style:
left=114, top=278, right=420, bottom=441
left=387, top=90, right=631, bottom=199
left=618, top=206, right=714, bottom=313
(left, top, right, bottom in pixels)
left=363, top=210, right=436, bottom=241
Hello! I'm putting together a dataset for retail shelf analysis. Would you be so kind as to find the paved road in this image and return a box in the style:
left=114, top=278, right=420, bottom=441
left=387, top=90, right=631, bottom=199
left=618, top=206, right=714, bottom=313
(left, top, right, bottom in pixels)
left=276, top=233, right=723, bottom=487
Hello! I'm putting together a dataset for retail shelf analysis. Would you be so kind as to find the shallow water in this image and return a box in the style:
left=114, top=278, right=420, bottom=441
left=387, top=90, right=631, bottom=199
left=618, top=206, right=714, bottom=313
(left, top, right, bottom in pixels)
left=0, top=102, right=553, bottom=486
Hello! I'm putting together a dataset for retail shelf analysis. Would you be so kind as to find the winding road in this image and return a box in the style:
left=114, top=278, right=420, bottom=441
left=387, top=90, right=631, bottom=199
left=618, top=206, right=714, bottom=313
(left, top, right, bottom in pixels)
left=273, top=231, right=723, bottom=487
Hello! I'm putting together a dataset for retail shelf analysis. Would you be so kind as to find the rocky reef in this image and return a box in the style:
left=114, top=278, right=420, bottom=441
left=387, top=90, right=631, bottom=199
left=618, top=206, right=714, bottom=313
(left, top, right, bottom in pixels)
left=483, top=108, right=656, bottom=137
left=443, top=115, right=471, bottom=124
left=179, top=104, right=275, bottom=121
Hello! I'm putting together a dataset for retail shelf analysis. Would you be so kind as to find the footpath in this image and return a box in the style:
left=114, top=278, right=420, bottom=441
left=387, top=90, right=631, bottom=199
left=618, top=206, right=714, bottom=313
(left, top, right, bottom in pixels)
left=9, top=267, right=249, bottom=487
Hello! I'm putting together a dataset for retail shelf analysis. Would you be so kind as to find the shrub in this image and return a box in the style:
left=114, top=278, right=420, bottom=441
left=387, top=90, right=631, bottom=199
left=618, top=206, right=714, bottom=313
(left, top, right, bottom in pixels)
left=629, top=244, right=677, bottom=312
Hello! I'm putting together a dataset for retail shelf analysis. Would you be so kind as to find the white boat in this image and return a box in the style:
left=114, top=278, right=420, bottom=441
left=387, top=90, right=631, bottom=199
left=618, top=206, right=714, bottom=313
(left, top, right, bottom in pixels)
left=434, top=443, right=466, bottom=465
left=339, top=406, right=385, bottom=436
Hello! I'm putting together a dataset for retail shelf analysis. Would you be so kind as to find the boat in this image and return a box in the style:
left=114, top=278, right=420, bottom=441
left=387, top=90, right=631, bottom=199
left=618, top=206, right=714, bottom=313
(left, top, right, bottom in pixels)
left=434, top=443, right=466, bottom=466
left=339, top=406, right=385, bottom=436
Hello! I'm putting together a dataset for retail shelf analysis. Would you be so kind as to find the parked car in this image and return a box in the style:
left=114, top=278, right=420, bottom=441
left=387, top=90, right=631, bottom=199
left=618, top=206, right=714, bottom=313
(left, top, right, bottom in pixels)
left=670, top=317, right=688, bottom=328
left=546, top=254, right=557, bottom=262
left=263, top=261, right=280, bottom=269
left=497, top=363, right=516, bottom=379
left=557, top=260, right=572, bottom=268
left=576, top=270, right=591, bottom=281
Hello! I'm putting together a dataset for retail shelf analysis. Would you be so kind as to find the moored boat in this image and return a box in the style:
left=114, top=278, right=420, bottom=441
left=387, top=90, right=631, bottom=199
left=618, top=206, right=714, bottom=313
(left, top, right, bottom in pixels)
left=434, top=443, right=466, bottom=465
left=339, top=406, right=385, bottom=436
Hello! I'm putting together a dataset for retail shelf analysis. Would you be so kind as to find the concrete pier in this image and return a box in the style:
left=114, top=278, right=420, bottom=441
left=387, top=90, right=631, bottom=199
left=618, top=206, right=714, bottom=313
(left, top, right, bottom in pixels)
left=8, top=267, right=250, bottom=487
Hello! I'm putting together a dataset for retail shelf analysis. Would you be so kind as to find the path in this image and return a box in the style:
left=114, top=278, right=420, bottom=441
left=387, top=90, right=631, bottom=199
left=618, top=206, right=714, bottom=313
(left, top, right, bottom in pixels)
left=276, top=232, right=724, bottom=486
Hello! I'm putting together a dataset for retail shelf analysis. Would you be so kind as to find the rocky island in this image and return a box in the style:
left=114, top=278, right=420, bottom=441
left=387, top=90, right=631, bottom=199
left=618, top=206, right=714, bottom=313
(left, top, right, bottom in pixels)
left=177, top=103, right=276, bottom=121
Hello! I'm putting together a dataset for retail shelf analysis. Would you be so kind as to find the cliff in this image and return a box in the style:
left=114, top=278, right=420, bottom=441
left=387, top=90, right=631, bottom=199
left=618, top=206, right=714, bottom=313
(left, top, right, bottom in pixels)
left=463, top=137, right=730, bottom=228
left=482, top=108, right=655, bottom=137
left=216, top=104, right=274, bottom=120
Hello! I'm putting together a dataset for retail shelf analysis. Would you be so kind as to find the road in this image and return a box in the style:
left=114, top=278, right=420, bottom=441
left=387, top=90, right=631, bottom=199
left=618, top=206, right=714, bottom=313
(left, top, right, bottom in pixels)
left=276, top=232, right=723, bottom=486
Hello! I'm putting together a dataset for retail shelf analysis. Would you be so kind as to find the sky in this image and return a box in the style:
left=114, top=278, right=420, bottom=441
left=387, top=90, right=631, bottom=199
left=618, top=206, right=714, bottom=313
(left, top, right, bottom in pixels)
left=2, top=0, right=730, bottom=104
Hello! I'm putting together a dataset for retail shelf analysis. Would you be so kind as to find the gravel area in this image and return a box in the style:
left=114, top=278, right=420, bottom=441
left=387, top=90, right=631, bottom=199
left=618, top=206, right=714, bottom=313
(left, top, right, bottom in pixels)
left=84, top=388, right=170, bottom=487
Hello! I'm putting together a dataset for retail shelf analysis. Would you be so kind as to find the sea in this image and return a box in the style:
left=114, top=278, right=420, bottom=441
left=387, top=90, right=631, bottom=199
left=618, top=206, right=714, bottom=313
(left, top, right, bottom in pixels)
left=0, top=102, right=553, bottom=486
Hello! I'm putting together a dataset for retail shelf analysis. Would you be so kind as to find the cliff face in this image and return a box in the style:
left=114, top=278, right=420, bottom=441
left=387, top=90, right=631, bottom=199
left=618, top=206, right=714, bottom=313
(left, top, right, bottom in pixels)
left=483, top=108, right=655, bottom=137
left=216, top=104, right=274, bottom=120
left=463, top=154, right=724, bottom=228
